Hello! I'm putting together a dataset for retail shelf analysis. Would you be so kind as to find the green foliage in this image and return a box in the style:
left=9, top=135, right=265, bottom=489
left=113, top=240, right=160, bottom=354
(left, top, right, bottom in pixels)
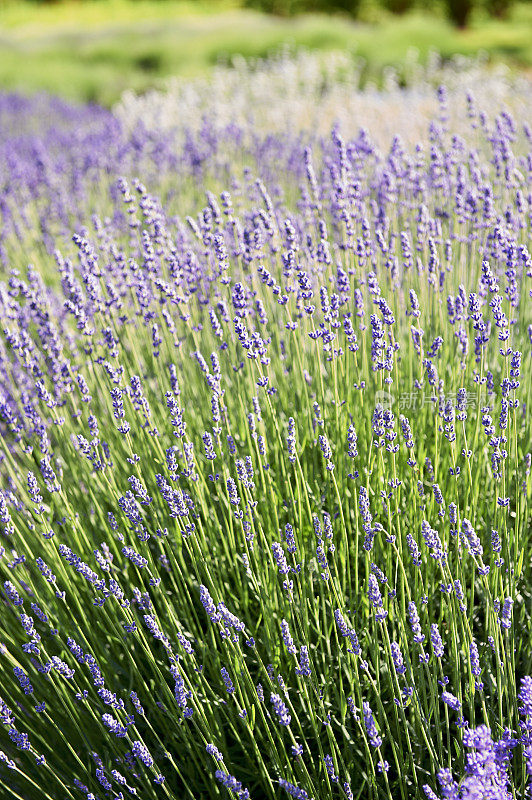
left=0, top=1, right=531, bottom=104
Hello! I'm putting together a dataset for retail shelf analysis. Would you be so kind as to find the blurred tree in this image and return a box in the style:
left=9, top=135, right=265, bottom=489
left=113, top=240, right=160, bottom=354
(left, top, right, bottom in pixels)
left=445, top=0, right=474, bottom=26
left=330, top=0, right=363, bottom=14
left=383, top=0, right=415, bottom=12
left=486, top=0, right=513, bottom=16
left=244, top=0, right=363, bottom=15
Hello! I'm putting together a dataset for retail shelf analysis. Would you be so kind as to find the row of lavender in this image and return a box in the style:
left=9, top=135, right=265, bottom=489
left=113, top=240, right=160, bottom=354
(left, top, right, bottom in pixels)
left=0, top=58, right=531, bottom=800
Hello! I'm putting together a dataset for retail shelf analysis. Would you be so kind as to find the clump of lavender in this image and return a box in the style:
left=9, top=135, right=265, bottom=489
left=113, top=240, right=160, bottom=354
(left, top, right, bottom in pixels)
left=423, top=723, right=519, bottom=800
left=0, top=71, right=530, bottom=800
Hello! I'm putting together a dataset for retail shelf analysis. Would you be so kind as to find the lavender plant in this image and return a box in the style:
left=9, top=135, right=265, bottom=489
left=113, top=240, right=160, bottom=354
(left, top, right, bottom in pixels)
left=0, top=59, right=530, bottom=800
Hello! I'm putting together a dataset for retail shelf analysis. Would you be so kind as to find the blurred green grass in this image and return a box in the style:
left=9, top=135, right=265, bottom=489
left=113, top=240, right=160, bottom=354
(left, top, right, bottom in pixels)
left=0, top=0, right=531, bottom=105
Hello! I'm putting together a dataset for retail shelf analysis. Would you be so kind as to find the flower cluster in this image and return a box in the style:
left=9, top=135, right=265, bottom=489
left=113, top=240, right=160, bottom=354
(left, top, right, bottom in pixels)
left=0, top=58, right=529, bottom=800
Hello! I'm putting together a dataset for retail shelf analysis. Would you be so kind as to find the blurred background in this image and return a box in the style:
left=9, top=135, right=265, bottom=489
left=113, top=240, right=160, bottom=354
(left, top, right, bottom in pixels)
left=0, top=0, right=531, bottom=106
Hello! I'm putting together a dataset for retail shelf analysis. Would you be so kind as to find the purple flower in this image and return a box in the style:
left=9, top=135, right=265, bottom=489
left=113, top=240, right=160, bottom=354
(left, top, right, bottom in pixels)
left=334, top=609, right=361, bottom=655
left=499, top=597, right=513, bottom=630
left=460, top=519, right=483, bottom=557
left=13, top=667, right=33, bottom=695
left=4, top=581, right=22, bottom=606
left=391, top=642, right=406, bottom=675
left=270, top=693, right=291, bottom=726
left=221, top=667, right=235, bottom=695
left=430, top=624, right=444, bottom=658
left=408, top=602, right=425, bottom=643
left=200, top=585, right=220, bottom=623
left=441, top=691, right=461, bottom=712
left=131, top=740, right=153, bottom=768
left=368, top=574, right=387, bottom=621
left=363, top=702, right=382, bottom=748
left=280, top=619, right=297, bottom=655
left=272, top=542, right=290, bottom=576
left=206, top=744, right=223, bottom=761
left=8, top=729, right=30, bottom=751
left=215, top=769, right=250, bottom=800
left=122, top=545, right=148, bottom=569
left=296, top=646, right=311, bottom=678
left=323, top=754, right=338, bottom=782
left=279, top=778, right=309, bottom=799
left=284, top=523, right=297, bottom=554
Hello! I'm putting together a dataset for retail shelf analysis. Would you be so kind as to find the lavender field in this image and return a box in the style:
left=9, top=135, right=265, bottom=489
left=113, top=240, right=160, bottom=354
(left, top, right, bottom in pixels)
left=0, top=54, right=531, bottom=800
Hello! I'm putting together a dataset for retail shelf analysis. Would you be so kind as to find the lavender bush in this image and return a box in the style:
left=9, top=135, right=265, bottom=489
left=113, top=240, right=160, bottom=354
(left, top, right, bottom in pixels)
left=0, top=56, right=531, bottom=800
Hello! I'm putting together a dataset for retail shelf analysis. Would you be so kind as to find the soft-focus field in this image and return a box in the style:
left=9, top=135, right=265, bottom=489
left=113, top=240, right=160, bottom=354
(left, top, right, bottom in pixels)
left=0, top=53, right=531, bottom=800
left=1, top=0, right=532, bottom=104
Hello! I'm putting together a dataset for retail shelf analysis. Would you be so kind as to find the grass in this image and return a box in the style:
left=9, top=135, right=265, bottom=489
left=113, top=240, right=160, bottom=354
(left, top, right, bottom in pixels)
left=0, top=0, right=532, bottom=105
